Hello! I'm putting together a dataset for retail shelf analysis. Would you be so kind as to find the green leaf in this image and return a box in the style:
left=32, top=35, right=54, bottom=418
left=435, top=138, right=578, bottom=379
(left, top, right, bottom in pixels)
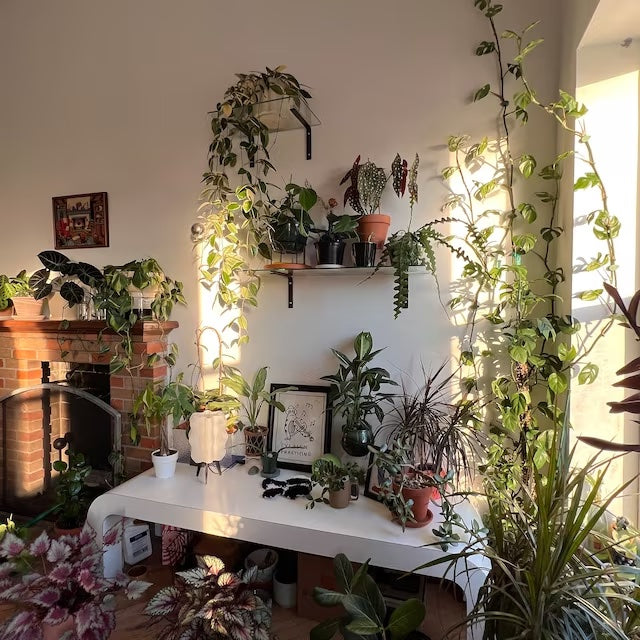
left=578, top=363, right=599, bottom=385
left=313, top=587, right=344, bottom=607
left=558, top=343, right=577, bottom=362
left=518, top=202, right=537, bottom=224
left=509, top=345, right=528, bottom=364
left=518, top=154, right=536, bottom=178
left=473, top=84, right=491, bottom=101
left=342, top=594, right=382, bottom=632
left=310, top=619, right=341, bottom=640
left=536, top=317, right=556, bottom=340
left=387, top=598, right=426, bottom=640
left=574, top=172, right=601, bottom=190
left=475, top=41, right=496, bottom=56
left=578, top=288, right=603, bottom=301
left=333, top=553, right=354, bottom=592
left=548, top=371, right=568, bottom=395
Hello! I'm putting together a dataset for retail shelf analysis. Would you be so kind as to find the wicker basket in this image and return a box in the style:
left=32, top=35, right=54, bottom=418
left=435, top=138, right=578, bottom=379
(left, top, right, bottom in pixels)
left=244, top=425, right=268, bottom=458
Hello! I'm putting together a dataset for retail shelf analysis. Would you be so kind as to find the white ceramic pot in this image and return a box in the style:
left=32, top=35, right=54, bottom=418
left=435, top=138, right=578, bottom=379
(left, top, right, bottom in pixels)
left=151, top=449, right=178, bottom=478
left=273, top=573, right=297, bottom=609
left=244, top=548, right=279, bottom=584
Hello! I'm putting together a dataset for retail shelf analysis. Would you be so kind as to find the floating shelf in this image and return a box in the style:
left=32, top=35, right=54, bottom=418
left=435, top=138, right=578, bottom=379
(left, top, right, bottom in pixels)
left=255, top=266, right=429, bottom=308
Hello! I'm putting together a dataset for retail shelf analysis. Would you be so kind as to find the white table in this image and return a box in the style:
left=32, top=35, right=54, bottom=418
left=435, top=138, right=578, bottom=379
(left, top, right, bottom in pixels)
left=88, top=463, right=488, bottom=639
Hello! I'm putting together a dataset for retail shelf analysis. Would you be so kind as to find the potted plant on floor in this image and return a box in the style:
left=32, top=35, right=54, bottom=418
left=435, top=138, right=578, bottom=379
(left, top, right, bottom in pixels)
left=145, top=553, right=270, bottom=639
left=321, top=331, right=397, bottom=457
left=312, top=553, right=426, bottom=640
left=53, top=450, right=92, bottom=535
left=0, top=523, right=150, bottom=640
left=221, top=365, right=293, bottom=458
left=309, top=454, right=364, bottom=509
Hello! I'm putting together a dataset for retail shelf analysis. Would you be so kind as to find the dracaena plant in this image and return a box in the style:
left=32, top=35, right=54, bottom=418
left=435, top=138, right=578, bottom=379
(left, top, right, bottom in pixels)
left=0, top=523, right=150, bottom=640
left=144, top=554, right=270, bottom=640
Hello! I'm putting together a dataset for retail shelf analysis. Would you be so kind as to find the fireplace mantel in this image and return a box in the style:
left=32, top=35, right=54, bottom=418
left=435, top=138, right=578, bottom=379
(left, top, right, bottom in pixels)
left=0, top=320, right=178, bottom=499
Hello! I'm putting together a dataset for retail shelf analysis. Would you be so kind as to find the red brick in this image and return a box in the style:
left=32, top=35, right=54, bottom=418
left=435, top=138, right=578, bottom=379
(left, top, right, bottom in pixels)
left=110, top=376, right=124, bottom=388
left=13, top=349, right=37, bottom=359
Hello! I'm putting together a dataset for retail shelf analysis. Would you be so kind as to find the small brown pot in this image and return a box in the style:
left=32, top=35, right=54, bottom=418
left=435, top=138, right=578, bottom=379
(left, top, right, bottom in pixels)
left=53, top=523, right=83, bottom=538
left=244, top=425, right=268, bottom=458
left=357, top=214, right=391, bottom=251
left=328, top=484, right=351, bottom=509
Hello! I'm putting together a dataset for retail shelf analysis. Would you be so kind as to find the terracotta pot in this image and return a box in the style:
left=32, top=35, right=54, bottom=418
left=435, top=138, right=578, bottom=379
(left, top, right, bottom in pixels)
left=328, top=484, right=351, bottom=509
left=392, top=479, right=434, bottom=524
left=0, top=306, right=12, bottom=317
left=42, top=614, right=75, bottom=640
left=11, top=296, right=43, bottom=318
left=244, top=425, right=268, bottom=458
left=357, top=214, right=391, bottom=250
left=53, top=523, right=83, bottom=538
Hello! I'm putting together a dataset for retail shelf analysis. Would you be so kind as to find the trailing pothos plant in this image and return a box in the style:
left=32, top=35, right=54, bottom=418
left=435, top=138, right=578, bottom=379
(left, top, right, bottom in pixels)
left=421, top=1, right=630, bottom=637
left=421, top=0, right=620, bottom=494
left=202, top=65, right=312, bottom=259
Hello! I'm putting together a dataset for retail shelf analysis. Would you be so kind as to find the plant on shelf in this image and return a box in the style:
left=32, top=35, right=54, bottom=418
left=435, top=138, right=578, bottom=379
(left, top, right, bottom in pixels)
left=0, top=523, right=150, bottom=640
left=308, top=454, right=364, bottom=509
left=321, top=331, right=397, bottom=457
left=313, top=198, right=359, bottom=266
left=144, top=553, right=270, bottom=640
left=0, top=271, right=32, bottom=313
left=30, top=250, right=104, bottom=308
left=53, top=450, right=92, bottom=531
left=220, top=365, right=293, bottom=457
left=311, top=553, right=426, bottom=640
left=370, top=440, right=445, bottom=531
left=203, top=65, right=312, bottom=227
left=267, top=182, right=318, bottom=258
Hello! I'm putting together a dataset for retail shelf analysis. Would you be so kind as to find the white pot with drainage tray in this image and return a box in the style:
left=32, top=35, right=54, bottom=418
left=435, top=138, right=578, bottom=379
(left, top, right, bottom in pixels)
left=123, top=520, right=152, bottom=565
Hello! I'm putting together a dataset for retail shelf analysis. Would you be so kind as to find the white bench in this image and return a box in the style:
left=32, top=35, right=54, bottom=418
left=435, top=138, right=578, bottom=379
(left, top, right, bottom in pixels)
left=88, top=462, right=489, bottom=639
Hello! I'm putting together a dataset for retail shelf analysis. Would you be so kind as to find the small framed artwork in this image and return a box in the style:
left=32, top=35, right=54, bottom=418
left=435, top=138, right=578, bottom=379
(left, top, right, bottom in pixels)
left=52, top=192, right=109, bottom=249
left=364, top=451, right=389, bottom=500
left=267, top=384, right=332, bottom=472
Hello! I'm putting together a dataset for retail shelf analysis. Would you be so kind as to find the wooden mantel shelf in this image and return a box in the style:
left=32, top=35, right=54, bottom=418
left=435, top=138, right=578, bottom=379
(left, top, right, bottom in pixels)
left=0, top=319, right=178, bottom=338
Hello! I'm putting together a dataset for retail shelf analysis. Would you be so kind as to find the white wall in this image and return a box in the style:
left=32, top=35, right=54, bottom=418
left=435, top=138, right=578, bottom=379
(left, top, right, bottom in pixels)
left=0, top=1, right=562, bottom=436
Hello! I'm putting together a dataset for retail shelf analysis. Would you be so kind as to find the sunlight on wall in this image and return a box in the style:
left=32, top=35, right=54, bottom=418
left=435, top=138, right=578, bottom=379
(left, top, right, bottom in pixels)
left=571, top=70, right=639, bottom=517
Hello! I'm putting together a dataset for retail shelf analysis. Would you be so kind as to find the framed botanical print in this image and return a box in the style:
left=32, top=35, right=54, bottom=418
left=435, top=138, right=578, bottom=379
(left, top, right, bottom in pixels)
left=267, top=384, right=332, bottom=472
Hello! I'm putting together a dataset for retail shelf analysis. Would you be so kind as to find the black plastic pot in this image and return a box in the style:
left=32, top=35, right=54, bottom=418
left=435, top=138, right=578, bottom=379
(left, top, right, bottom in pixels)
left=352, top=242, right=376, bottom=267
left=316, top=239, right=345, bottom=265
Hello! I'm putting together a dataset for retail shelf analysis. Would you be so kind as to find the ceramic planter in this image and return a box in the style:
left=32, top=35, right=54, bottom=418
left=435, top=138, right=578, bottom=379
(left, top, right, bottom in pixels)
left=11, top=296, right=43, bottom=318
left=328, top=484, right=351, bottom=508
left=244, top=425, right=268, bottom=458
left=151, top=449, right=178, bottom=478
left=261, top=451, right=279, bottom=476
left=357, top=214, right=391, bottom=250
left=271, top=219, right=307, bottom=254
left=341, top=426, right=374, bottom=457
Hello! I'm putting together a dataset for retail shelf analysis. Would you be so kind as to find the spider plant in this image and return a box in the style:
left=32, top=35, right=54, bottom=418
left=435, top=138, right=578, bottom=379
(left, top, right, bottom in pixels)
left=420, top=419, right=640, bottom=640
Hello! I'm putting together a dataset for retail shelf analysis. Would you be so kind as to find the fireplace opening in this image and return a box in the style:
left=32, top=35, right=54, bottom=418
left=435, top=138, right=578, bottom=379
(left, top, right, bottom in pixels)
left=0, top=362, right=119, bottom=519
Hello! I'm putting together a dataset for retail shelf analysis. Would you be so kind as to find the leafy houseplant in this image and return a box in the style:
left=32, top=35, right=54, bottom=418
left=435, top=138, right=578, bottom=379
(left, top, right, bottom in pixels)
left=311, top=553, right=425, bottom=640
left=0, top=271, right=32, bottom=313
left=267, top=182, right=318, bottom=258
left=53, top=451, right=92, bottom=531
left=309, top=454, right=364, bottom=509
left=340, top=153, right=411, bottom=249
left=313, top=200, right=359, bottom=266
left=0, top=524, right=151, bottom=640
left=144, top=553, right=270, bottom=640
left=370, top=440, right=442, bottom=530
left=221, top=365, right=292, bottom=457
left=321, top=331, right=397, bottom=457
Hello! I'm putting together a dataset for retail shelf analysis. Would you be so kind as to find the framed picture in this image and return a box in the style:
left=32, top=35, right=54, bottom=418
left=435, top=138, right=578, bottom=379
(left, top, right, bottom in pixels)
left=364, top=451, right=389, bottom=500
left=267, top=384, right=332, bottom=472
left=52, top=192, right=109, bottom=249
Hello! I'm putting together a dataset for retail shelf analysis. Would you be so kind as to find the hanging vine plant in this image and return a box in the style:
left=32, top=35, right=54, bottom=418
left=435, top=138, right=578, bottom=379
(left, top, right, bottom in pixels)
left=202, top=65, right=313, bottom=260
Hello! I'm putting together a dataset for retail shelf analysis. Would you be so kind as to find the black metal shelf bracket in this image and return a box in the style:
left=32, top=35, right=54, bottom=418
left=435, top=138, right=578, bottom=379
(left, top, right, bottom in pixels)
left=272, top=270, right=294, bottom=308
left=290, top=107, right=312, bottom=160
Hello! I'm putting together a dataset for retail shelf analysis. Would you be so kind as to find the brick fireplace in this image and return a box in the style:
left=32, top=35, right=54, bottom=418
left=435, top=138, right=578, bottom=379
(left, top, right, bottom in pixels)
left=0, top=319, right=177, bottom=505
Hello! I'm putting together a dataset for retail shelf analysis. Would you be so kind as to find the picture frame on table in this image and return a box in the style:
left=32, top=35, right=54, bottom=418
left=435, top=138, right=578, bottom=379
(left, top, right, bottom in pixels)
left=267, top=384, right=332, bottom=472
left=364, top=451, right=391, bottom=500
